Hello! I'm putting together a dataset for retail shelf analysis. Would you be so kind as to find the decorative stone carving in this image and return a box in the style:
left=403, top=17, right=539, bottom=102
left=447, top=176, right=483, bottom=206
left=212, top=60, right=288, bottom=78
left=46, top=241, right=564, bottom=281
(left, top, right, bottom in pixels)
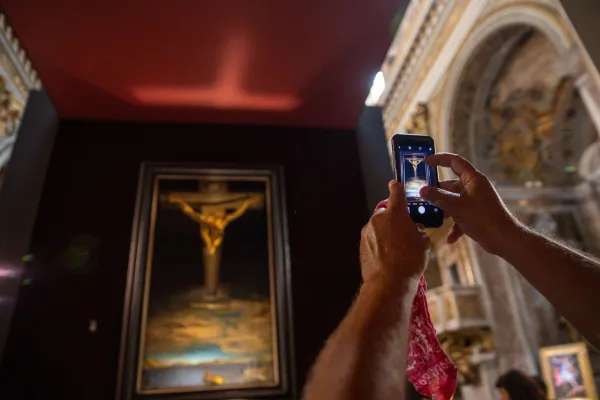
left=382, top=0, right=460, bottom=136
left=427, top=284, right=495, bottom=386
left=0, top=13, right=42, bottom=190
left=486, top=78, right=575, bottom=184
left=0, top=13, right=40, bottom=140
left=450, top=26, right=597, bottom=187
left=404, top=102, right=431, bottom=134
left=0, top=14, right=40, bottom=96
left=0, top=13, right=42, bottom=146
left=450, top=25, right=530, bottom=161
left=0, top=75, right=23, bottom=137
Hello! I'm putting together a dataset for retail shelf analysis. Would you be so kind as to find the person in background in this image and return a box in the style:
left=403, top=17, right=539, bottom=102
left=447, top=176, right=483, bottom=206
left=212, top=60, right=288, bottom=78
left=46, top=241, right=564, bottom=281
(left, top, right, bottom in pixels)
left=495, top=370, right=545, bottom=400
left=532, top=376, right=548, bottom=398
left=405, top=380, right=427, bottom=400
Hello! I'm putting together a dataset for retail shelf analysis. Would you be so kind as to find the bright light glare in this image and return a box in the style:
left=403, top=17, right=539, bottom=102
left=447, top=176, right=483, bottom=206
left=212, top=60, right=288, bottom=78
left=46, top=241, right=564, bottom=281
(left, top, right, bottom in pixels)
left=0, top=267, right=20, bottom=278
left=365, top=71, right=386, bottom=106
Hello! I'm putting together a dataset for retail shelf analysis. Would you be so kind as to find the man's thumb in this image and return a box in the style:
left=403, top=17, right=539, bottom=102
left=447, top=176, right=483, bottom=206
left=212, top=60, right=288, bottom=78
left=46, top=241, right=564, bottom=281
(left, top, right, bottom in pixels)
left=420, top=186, right=460, bottom=213
left=387, top=180, right=407, bottom=210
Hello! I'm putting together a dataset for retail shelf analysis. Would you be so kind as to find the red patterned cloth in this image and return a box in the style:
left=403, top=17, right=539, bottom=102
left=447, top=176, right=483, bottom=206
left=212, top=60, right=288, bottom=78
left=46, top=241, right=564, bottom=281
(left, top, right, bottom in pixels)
left=375, top=200, right=457, bottom=400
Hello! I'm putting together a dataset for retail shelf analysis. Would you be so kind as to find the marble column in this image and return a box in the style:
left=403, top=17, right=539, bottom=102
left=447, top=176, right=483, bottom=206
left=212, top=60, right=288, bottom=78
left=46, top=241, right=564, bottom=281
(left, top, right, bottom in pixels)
left=469, top=241, right=538, bottom=376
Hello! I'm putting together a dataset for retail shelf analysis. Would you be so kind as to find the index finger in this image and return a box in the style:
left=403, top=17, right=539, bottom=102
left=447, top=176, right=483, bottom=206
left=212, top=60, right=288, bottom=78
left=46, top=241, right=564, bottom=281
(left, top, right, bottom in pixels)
left=425, top=153, right=476, bottom=177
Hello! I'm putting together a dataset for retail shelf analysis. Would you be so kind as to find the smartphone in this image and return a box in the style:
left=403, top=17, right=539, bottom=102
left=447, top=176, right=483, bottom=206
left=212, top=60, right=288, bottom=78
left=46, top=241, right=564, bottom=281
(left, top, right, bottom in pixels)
left=391, top=133, right=443, bottom=227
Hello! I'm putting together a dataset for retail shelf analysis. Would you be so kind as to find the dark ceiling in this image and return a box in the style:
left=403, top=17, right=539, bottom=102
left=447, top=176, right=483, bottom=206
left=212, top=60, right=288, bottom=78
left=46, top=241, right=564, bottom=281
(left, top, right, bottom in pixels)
left=2, top=0, right=405, bottom=128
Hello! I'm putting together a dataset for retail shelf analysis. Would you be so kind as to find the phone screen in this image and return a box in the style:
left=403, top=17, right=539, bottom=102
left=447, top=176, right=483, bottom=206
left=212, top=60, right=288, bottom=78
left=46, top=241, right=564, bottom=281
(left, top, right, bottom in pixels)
left=393, top=135, right=443, bottom=227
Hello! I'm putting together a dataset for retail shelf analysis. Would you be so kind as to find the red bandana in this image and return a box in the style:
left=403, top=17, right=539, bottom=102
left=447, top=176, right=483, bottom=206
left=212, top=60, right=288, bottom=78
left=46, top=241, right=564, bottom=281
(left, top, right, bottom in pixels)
left=375, top=200, right=457, bottom=400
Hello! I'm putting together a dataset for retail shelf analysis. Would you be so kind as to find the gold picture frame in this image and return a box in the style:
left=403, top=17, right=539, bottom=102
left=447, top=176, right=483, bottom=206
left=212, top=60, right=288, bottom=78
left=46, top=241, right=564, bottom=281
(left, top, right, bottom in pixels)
left=539, top=342, right=597, bottom=400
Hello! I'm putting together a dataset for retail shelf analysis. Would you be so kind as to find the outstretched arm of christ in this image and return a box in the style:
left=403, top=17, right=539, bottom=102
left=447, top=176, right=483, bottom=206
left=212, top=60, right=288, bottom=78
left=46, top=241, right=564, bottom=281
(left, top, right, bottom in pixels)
left=223, top=199, right=251, bottom=225
left=173, top=198, right=252, bottom=229
left=173, top=200, right=212, bottom=225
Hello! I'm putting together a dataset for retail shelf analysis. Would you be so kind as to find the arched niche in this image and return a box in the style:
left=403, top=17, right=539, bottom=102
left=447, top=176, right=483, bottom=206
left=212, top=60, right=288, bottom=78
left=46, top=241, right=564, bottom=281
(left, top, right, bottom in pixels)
left=449, top=25, right=596, bottom=186
left=437, top=3, right=600, bottom=177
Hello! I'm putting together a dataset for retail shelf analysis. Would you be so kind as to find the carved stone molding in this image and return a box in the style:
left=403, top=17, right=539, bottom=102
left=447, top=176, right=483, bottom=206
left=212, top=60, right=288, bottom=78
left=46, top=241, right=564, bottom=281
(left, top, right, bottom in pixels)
left=0, top=13, right=41, bottom=137
left=382, top=0, right=456, bottom=130
left=380, top=0, right=434, bottom=86
left=403, top=102, right=431, bottom=134
left=0, top=14, right=40, bottom=95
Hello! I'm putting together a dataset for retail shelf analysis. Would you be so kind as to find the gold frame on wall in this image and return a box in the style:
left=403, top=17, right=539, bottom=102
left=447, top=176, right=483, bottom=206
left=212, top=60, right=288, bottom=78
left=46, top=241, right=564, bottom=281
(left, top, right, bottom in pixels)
left=116, top=163, right=295, bottom=400
left=539, top=342, right=598, bottom=400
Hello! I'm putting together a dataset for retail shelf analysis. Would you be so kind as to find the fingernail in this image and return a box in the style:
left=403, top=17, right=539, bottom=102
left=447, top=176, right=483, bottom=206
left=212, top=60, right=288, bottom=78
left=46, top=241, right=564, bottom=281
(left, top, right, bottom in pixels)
left=416, top=223, right=425, bottom=230
left=419, top=186, right=430, bottom=198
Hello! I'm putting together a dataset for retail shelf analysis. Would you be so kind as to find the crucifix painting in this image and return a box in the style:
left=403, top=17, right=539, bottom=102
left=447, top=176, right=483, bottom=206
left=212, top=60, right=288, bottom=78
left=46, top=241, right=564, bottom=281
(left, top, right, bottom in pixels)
left=162, top=182, right=264, bottom=302
left=118, top=165, right=293, bottom=399
left=403, top=153, right=430, bottom=199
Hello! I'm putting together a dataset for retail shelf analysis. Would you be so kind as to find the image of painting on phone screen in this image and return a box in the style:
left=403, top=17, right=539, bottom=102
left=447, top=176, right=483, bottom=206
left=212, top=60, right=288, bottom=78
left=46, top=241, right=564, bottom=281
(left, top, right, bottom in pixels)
left=399, top=148, right=432, bottom=201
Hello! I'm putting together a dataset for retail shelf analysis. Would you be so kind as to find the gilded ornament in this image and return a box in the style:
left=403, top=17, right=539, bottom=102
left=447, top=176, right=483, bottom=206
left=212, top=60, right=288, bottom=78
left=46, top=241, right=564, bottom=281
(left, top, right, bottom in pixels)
left=404, top=103, right=431, bottom=135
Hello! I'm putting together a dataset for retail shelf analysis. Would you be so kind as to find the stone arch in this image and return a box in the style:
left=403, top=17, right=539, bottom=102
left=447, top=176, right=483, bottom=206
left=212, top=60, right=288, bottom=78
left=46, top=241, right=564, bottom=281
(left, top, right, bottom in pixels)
left=438, top=3, right=600, bottom=187
left=438, top=4, right=576, bottom=157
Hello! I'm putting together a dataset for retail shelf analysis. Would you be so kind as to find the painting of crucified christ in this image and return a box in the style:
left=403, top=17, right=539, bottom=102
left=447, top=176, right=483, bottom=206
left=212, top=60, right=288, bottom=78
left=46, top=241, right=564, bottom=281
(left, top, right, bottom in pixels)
left=402, top=153, right=430, bottom=200
left=118, top=165, right=293, bottom=399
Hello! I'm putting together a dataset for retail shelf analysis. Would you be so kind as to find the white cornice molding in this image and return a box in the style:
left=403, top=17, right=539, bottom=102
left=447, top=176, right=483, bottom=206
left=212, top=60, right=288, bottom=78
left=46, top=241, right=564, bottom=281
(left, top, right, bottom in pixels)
left=394, top=0, right=491, bottom=135
left=378, top=0, right=435, bottom=105
left=379, top=0, right=452, bottom=109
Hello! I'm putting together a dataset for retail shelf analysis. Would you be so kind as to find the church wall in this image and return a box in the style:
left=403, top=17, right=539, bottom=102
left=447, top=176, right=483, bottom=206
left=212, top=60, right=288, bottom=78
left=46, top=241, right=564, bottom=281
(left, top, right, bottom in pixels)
left=0, top=120, right=369, bottom=399
left=380, top=1, right=600, bottom=397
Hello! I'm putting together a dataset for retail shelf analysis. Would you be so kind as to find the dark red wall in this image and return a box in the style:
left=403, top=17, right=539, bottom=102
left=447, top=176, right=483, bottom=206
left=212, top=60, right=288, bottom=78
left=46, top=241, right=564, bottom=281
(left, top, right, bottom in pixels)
left=0, top=120, right=368, bottom=399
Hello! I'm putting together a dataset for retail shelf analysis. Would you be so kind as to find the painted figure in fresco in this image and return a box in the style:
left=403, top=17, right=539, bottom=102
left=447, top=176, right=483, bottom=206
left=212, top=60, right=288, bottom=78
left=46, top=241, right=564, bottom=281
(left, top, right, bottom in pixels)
left=487, top=78, right=574, bottom=183
left=550, top=355, right=586, bottom=398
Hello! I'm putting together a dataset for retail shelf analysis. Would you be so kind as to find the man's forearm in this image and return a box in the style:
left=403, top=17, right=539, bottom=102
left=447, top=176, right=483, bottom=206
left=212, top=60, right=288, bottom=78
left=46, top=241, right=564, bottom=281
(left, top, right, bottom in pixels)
left=303, top=277, right=418, bottom=400
left=497, top=223, right=600, bottom=349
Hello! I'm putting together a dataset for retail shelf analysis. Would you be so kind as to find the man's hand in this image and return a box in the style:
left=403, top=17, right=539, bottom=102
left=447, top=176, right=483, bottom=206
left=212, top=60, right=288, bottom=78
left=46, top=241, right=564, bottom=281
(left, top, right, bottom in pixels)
left=360, top=180, right=430, bottom=286
left=417, top=153, right=600, bottom=350
left=304, top=181, right=430, bottom=400
left=419, top=153, right=520, bottom=255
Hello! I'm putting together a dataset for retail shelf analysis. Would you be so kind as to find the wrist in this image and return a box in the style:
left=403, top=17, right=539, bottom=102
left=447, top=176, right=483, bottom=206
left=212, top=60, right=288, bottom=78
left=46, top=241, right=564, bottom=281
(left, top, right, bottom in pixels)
left=362, top=271, right=420, bottom=300
left=490, top=217, right=529, bottom=258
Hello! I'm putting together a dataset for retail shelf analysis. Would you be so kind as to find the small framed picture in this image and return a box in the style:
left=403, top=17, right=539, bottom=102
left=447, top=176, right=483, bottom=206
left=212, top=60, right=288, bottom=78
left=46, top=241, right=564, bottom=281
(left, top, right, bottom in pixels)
left=539, top=342, right=598, bottom=400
